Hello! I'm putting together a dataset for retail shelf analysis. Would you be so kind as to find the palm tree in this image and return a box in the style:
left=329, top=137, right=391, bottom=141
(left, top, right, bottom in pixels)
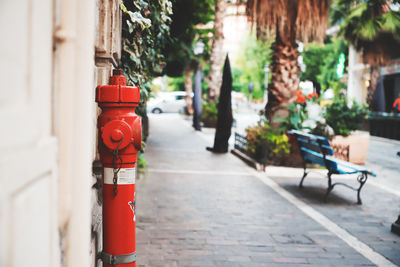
left=247, top=0, right=330, bottom=122
left=184, top=64, right=195, bottom=114
left=331, top=0, right=400, bottom=104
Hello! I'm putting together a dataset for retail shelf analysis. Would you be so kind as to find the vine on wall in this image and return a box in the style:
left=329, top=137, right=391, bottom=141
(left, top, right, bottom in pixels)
left=121, top=0, right=172, bottom=98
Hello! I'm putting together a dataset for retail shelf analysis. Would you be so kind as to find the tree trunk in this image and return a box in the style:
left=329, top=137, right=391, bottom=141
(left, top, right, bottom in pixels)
left=184, top=65, right=194, bottom=115
left=206, top=0, right=227, bottom=103
left=265, top=37, right=300, bottom=125
left=265, top=3, right=299, bottom=127
left=367, top=65, right=381, bottom=106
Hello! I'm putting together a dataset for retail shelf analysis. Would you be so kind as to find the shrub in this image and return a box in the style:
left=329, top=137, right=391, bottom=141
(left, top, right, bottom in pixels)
left=324, top=97, right=368, bottom=136
left=137, top=152, right=147, bottom=169
left=246, top=122, right=290, bottom=164
left=201, top=101, right=218, bottom=122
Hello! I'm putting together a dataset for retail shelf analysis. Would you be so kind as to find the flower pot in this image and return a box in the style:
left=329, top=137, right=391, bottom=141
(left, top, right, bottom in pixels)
left=330, top=131, right=370, bottom=165
left=287, top=133, right=305, bottom=166
left=254, top=143, right=270, bottom=164
left=202, top=118, right=217, bottom=128
left=288, top=133, right=300, bottom=156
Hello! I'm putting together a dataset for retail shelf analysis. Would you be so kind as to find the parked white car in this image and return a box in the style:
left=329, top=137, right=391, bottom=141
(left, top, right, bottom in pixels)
left=147, top=91, right=188, bottom=113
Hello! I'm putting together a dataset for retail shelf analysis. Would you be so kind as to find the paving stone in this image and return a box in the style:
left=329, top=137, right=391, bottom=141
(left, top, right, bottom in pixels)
left=249, top=255, right=281, bottom=263
left=177, top=260, right=216, bottom=267
left=272, top=257, right=309, bottom=264
left=271, top=233, right=315, bottom=244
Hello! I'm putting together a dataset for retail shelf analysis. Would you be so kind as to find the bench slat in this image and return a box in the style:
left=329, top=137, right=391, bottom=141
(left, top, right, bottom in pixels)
left=297, top=138, right=334, bottom=156
left=326, top=156, right=376, bottom=176
left=301, top=148, right=338, bottom=171
left=289, top=130, right=334, bottom=156
left=289, top=130, right=330, bottom=145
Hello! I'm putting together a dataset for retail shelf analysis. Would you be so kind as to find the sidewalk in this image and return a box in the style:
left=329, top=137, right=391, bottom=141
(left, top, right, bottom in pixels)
left=136, top=113, right=400, bottom=267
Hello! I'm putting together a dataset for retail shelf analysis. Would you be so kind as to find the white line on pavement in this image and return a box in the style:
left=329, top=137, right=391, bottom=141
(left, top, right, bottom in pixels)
left=253, top=171, right=396, bottom=267
left=147, top=168, right=253, bottom=176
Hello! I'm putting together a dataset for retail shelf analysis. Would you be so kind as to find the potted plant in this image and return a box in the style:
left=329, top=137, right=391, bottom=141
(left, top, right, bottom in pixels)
left=324, top=97, right=369, bottom=164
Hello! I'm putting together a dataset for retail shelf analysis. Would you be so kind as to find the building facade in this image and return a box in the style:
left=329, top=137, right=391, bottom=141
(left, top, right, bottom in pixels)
left=0, top=0, right=121, bottom=266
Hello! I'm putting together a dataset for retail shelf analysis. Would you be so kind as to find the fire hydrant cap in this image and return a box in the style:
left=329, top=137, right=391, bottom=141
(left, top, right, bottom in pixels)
left=96, top=85, right=140, bottom=104
left=96, top=71, right=140, bottom=104
left=111, top=129, right=123, bottom=142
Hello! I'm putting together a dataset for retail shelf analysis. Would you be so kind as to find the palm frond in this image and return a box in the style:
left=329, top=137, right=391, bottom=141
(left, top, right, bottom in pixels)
left=247, top=0, right=329, bottom=44
left=357, top=19, right=380, bottom=40
left=380, top=11, right=400, bottom=32
left=296, top=0, right=330, bottom=43
left=334, top=0, right=400, bottom=65
left=348, top=2, right=367, bottom=19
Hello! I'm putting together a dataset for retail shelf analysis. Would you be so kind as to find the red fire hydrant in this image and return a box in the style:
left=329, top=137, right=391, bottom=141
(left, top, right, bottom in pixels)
left=96, top=69, right=141, bottom=267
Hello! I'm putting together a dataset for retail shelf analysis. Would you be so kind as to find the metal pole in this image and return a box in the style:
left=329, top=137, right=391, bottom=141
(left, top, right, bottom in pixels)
left=193, top=61, right=202, bottom=131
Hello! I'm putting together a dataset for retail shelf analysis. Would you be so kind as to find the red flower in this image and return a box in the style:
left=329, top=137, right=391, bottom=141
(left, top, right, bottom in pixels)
left=307, top=92, right=319, bottom=100
left=296, top=94, right=306, bottom=104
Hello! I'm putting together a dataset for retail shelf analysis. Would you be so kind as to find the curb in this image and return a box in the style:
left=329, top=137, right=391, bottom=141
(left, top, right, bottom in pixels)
left=230, top=149, right=265, bottom=171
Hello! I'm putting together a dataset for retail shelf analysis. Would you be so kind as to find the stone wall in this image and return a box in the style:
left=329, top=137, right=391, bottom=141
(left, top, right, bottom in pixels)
left=92, top=0, right=122, bottom=266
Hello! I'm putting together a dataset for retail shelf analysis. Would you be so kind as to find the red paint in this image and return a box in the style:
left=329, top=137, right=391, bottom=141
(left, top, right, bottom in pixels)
left=103, top=183, right=136, bottom=267
left=96, top=69, right=141, bottom=267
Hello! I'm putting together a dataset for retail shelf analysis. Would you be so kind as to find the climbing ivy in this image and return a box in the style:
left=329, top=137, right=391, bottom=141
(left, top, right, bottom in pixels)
left=121, top=0, right=172, bottom=96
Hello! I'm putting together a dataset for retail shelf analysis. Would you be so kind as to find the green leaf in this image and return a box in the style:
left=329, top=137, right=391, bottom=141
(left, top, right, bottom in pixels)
left=348, top=3, right=367, bottom=20
left=120, top=2, right=128, bottom=13
left=126, top=19, right=134, bottom=33
left=357, top=19, right=379, bottom=40
left=380, top=12, right=400, bottom=32
left=127, top=11, right=152, bottom=30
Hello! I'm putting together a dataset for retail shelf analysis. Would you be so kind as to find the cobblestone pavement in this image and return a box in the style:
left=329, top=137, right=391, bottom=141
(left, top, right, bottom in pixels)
left=136, top=113, right=400, bottom=266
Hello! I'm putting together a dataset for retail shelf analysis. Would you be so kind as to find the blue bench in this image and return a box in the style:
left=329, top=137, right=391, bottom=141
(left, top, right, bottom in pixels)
left=288, top=130, right=376, bottom=204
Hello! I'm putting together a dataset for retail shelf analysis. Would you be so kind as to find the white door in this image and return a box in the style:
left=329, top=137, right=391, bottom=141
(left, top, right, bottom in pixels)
left=0, top=0, right=59, bottom=266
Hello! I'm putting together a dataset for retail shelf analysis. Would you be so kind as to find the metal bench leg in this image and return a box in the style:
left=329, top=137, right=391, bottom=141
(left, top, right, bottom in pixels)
left=324, top=172, right=334, bottom=202
left=356, top=173, right=368, bottom=205
left=299, top=162, right=308, bottom=188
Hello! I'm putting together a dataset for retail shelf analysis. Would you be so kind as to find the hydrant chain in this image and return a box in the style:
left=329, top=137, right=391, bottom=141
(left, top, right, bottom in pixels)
left=112, top=136, right=124, bottom=196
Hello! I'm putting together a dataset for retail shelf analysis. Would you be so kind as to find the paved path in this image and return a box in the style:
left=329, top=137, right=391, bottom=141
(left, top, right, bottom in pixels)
left=136, top=113, right=400, bottom=266
left=365, top=136, right=400, bottom=193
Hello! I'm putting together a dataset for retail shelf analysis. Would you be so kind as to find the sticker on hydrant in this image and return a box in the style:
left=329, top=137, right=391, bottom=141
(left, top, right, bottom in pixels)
left=104, top=167, right=136, bottom=184
left=128, top=193, right=136, bottom=222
